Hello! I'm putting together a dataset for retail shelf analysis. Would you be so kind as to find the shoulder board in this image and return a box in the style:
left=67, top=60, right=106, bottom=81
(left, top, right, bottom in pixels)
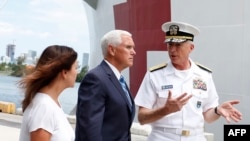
left=195, top=62, right=212, bottom=73
left=149, top=63, right=167, bottom=72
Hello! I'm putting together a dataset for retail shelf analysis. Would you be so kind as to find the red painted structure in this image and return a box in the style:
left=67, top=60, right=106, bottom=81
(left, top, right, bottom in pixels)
left=114, top=0, right=171, bottom=97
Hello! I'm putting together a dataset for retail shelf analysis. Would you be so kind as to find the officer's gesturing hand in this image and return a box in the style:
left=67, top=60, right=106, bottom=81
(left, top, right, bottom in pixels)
left=137, top=90, right=193, bottom=125
left=163, top=90, right=193, bottom=114
left=216, top=100, right=242, bottom=123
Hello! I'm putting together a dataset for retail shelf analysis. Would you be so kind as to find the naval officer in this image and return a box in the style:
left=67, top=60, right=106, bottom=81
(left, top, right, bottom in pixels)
left=134, top=21, right=242, bottom=141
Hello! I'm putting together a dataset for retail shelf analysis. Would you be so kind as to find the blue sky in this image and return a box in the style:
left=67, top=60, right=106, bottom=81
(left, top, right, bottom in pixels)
left=0, top=0, right=90, bottom=64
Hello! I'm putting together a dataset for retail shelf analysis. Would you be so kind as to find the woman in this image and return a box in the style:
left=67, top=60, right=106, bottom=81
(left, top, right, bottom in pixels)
left=18, top=45, right=78, bottom=141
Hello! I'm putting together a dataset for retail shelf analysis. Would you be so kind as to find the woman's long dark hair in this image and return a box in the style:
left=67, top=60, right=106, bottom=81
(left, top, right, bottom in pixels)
left=18, top=45, right=77, bottom=112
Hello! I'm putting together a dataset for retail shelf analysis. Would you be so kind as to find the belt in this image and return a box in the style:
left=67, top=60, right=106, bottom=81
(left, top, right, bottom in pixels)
left=153, top=127, right=204, bottom=136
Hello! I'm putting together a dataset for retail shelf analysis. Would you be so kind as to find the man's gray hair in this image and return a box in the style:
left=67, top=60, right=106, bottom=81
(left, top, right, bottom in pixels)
left=100, top=30, right=132, bottom=57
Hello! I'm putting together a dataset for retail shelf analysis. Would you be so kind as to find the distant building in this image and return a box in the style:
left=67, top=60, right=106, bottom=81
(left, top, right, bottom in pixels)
left=82, top=53, right=89, bottom=68
left=6, top=44, right=15, bottom=63
left=0, top=56, right=10, bottom=64
left=28, top=50, right=37, bottom=60
left=24, top=50, right=37, bottom=65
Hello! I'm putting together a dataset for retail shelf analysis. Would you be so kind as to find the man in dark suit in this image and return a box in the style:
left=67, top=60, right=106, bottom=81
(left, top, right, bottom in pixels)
left=75, top=30, right=136, bottom=141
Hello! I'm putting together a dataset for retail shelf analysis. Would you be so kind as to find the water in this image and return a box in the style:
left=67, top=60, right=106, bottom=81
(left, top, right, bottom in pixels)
left=0, top=75, right=79, bottom=115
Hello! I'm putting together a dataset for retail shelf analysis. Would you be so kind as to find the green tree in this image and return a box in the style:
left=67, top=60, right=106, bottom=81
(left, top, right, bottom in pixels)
left=76, top=65, right=88, bottom=82
left=10, top=56, right=26, bottom=77
left=10, top=64, right=25, bottom=77
left=0, top=62, right=7, bottom=71
left=17, top=56, right=25, bottom=65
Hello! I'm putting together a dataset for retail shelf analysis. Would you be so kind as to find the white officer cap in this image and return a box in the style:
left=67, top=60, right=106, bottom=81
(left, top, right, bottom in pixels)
left=161, top=21, right=200, bottom=43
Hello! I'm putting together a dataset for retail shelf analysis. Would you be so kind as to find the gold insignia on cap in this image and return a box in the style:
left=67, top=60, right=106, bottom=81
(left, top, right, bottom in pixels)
left=169, top=25, right=179, bottom=35
left=162, top=21, right=200, bottom=43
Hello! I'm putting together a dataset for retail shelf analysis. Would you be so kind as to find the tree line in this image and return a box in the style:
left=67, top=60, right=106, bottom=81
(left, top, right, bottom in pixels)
left=0, top=56, right=88, bottom=82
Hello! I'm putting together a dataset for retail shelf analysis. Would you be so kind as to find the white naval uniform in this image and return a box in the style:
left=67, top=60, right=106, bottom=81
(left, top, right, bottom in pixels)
left=134, top=59, right=219, bottom=141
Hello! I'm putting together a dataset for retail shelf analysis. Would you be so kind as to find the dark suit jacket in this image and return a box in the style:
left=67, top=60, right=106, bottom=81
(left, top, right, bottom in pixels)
left=75, top=60, right=135, bottom=141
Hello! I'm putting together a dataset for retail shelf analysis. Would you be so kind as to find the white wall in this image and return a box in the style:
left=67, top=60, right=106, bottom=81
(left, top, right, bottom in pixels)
left=170, top=0, right=250, bottom=140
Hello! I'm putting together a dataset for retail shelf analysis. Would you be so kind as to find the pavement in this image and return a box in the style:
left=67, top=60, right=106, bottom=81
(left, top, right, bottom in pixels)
left=0, top=112, right=149, bottom=141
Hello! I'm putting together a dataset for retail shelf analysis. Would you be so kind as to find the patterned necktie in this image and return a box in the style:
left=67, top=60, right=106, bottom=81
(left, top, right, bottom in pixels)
left=119, top=76, right=132, bottom=108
